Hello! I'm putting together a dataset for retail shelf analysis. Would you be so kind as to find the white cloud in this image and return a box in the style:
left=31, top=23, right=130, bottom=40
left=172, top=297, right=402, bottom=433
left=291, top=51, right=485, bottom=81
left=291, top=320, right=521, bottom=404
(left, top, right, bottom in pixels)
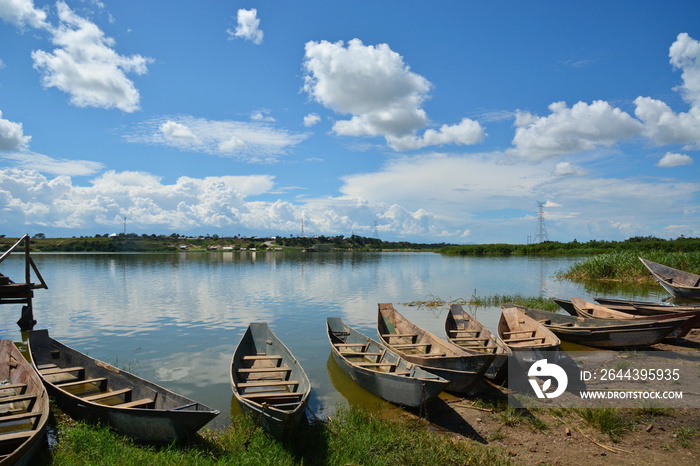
left=0, top=110, right=31, bottom=150
left=228, top=8, right=263, bottom=45
left=1, top=151, right=104, bottom=175
left=302, top=38, right=484, bottom=151
left=509, top=100, right=643, bottom=161
left=552, top=161, right=587, bottom=176
left=303, top=113, right=321, bottom=127
left=0, top=0, right=48, bottom=29
left=30, top=1, right=152, bottom=112
left=251, top=109, right=275, bottom=122
left=126, top=115, right=308, bottom=162
left=634, top=33, right=700, bottom=147
left=657, top=152, right=693, bottom=167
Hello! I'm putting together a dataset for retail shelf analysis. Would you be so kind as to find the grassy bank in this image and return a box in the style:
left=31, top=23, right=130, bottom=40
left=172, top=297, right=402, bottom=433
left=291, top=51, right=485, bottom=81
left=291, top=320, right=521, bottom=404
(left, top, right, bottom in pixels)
left=40, top=405, right=508, bottom=465
left=439, top=236, right=700, bottom=256
left=558, top=251, right=700, bottom=283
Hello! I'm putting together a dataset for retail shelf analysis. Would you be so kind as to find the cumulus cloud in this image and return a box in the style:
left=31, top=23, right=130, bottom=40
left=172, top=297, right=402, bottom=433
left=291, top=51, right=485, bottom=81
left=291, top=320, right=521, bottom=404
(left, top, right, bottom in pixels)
left=228, top=8, right=263, bottom=44
left=509, top=100, right=643, bottom=161
left=303, top=113, right=321, bottom=127
left=126, top=115, right=308, bottom=162
left=30, top=1, right=152, bottom=112
left=0, top=110, right=31, bottom=150
left=0, top=0, right=48, bottom=29
left=0, top=168, right=461, bottom=239
left=634, top=33, right=700, bottom=147
left=302, top=38, right=484, bottom=151
left=657, top=152, right=693, bottom=167
left=552, top=161, right=587, bottom=176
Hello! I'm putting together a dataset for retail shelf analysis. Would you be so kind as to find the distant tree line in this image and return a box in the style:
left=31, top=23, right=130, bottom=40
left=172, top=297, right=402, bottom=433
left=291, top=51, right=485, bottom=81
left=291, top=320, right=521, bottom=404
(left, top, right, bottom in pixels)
left=439, top=236, right=700, bottom=256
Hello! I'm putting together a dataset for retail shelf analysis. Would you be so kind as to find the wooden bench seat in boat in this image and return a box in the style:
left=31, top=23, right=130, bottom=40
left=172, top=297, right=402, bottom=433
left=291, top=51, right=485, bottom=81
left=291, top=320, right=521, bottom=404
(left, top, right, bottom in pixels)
left=391, top=343, right=429, bottom=348
left=0, top=411, right=41, bottom=423
left=242, top=355, right=282, bottom=361
left=237, top=366, right=291, bottom=374
left=117, top=398, right=154, bottom=409
left=502, top=331, right=535, bottom=336
left=82, top=388, right=131, bottom=402
left=237, top=380, right=299, bottom=388
left=0, top=431, right=33, bottom=442
left=39, top=366, right=85, bottom=376
left=0, top=383, right=27, bottom=394
left=55, top=377, right=107, bottom=388
left=240, top=391, right=304, bottom=400
left=452, top=336, right=489, bottom=342
left=0, top=394, right=36, bottom=407
left=334, top=343, right=367, bottom=348
left=339, top=351, right=381, bottom=356
left=355, top=362, right=395, bottom=368
left=381, top=334, right=417, bottom=339
left=506, top=336, right=545, bottom=343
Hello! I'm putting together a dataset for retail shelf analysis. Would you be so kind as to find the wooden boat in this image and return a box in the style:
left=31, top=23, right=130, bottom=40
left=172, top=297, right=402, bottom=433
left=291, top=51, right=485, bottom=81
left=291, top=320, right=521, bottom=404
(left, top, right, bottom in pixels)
left=377, top=303, right=494, bottom=394
left=444, top=304, right=511, bottom=383
left=505, top=304, right=680, bottom=348
left=0, top=340, right=49, bottom=466
left=594, top=297, right=700, bottom=314
left=326, top=317, right=448, bottom=407
left=230, top=322, right=310, bottom=438
left=498, top=306, right=560, bottom=365
left=570, top=297, right=700, bottom=338
left=27, top=329, right=219, bottom=444
left=640, top=257, right=700, bottom=300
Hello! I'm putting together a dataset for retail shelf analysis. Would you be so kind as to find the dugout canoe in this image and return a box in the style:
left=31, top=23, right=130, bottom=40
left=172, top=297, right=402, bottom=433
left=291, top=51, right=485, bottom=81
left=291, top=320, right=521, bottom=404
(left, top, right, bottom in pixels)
left=640, top=257, right=700, bottom=300
left=230, top=322, right=310, bottom=438
left=444, top=304, right=511, bottom=384
left=505, top=304, right=679, bottom=349
left=570, top=297, right=700, bottom=338
left=594, top=297, right=700, bottom=313
left=377, top=303, right=494, bottom=394
left=498, top=306, right=560, bottom=367
left=0, top=340, right=49, bottom=466
left=27, top=329, right=219, bottom=444
left=326, top=317, right=448, bottom=407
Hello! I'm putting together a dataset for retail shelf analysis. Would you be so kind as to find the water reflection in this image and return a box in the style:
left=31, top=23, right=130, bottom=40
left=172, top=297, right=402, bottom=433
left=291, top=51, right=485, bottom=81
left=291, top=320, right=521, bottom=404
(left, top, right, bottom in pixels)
left=0, top=251, right=660, bottom=426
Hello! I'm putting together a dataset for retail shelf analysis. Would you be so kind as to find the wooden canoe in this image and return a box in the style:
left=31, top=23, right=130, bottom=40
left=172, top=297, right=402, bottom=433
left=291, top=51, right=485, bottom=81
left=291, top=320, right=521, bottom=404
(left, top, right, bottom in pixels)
left=0, top=340, right=49, bottom=466
left=570, top=297, right=700, bottom=338
left=640, top=257, right=700, bottom=300
left=594, top=297, right=700, bottom=314
left=377, top=303, right=494, bottom=394
left=27, top=329, right=219, bottom=444
left=506, top=304, right=680, bottom=348
left=498, top=306, right=560, bottom=358
left=230, top=322, right=310, bottom=438
left=444, top=304, right=511, bottom=383
left=326, top=317, right=448, bottom=407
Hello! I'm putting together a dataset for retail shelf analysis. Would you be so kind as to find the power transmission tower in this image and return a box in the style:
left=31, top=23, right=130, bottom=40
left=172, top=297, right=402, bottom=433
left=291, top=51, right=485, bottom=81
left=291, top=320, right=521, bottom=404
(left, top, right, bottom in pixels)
left=373, top=221, right=379, bottom=238
left=535, top=201, right=549, bottom=243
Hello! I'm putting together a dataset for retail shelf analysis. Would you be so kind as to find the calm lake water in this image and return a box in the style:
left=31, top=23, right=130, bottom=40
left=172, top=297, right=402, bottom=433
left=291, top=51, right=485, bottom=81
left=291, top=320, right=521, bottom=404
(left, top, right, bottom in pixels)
left=0, top=251, right=668, bottom=427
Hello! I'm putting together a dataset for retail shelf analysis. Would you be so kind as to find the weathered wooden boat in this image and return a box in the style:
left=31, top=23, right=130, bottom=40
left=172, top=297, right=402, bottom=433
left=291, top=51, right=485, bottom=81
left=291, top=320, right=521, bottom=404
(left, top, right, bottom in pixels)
left=498, top=306, right=560, bottom=367
left=0, top=340, right=49, bottom=466
left=594, top=297, right=700, bottom=314
left=640, top=257, right=700, bottom=300
left=444, top=304, right=511, bottom=383
left=505, top=304, right=680, bottom=348
left=570, top=297, right=700, bottom=338
left=326, top=317, right=448, bottom=407
left=377, top=303, right=494, bottom=394
left=230, top=322, right=310, bottom=438
left=27, top=329, right=219, bottom=444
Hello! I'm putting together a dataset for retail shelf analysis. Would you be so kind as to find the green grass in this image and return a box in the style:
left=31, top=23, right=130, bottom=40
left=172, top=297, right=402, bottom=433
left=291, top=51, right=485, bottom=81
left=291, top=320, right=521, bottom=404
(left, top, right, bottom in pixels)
left=577, top=408, right=632, bottom=443
left=559, top=251, right=700, bottom=282
left=44, top=406, right=510, bottom=465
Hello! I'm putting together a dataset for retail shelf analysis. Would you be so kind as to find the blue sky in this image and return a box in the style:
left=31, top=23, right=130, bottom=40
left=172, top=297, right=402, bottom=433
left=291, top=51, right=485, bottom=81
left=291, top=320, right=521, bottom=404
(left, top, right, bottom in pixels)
left=1, top=1, right=699, bottom=243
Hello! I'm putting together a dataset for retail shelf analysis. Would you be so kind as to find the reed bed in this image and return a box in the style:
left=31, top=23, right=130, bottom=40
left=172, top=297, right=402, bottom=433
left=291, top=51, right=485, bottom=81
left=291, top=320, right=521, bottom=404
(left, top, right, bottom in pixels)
left=559, top=252, right=700, bottom=282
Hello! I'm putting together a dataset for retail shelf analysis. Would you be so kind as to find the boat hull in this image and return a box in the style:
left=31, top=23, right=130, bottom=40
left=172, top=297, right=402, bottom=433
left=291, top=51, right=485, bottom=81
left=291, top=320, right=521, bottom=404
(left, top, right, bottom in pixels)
left=327, top=317, right=447, bottom=407
left=27, top=329, right=219, bottom=444
left=230, top=322, right=310, bottom=439
left=640, top=257, right=700, bottom=300
left=0, top=340, right=50, bottom=466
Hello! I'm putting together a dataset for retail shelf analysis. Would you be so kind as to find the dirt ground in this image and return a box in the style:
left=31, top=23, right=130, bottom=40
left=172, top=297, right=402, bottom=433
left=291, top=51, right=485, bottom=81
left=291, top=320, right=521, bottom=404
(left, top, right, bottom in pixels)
left=417, top=330, right=700, bottom=465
